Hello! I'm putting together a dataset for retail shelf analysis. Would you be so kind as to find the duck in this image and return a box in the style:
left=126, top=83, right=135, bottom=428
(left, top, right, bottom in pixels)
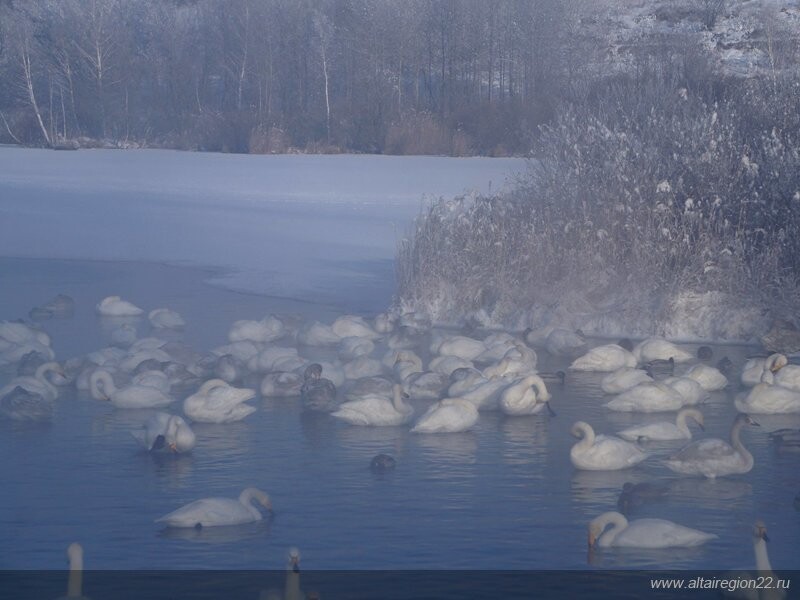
left=183, top=379, right=256, bottom=423
left=131, top=412, right=196, bottom=453
left=633, top=338, right=694, bottom=365
left=604, top=382, right=685, bottom=413
left=300, top=364, right=338, bottom=412
left=616, top=481, right=669, bottom=515
left=570, top=421, right=648, bottom=470
left=156, top=487, right=272, bottom=528
left=683, top=363, right=728, bottom=391
left=90, top=369, right=175, bottom=409
left=370, top=453, right=397, bottom=472
left=499, top=375, right=554, bottom=416
left=261, top=371, right=304, bottom=398
left=601, top=367, right=653, bottom=394
left=570, top=344, right=637, bottom=372
left=617, top=408, right=705, bottom=442
left=0, top=386, right=53, bottom=421
left=148, top=308, right=186, bottom=330
left=331, top=384, right=413, bottom=426
left=0, top=361, right=64, bottom=402
left=29, top=294, right=75, bottom=320
left=665, top=414, right=760, bottom=478
left=228, top=315, right=285, bottom=343
left=544, top=328, right=588, bottom=358
left=735, top=377, right=800, bottom=414
left=331, top=315, right=380, bottom=339
left=410, top=398, right=479, bottom=433
left=96, top=295, right=144, bottom=317
left=588, top=511, right=716, bottom=548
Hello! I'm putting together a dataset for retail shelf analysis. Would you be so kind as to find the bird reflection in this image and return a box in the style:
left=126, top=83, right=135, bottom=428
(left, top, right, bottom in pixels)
left=616, top=481, right=669, bottom=515
left=666, top=477, right=752, bottom=508
left=571, top=470, right=649, bottom=507
left=158, top=516, right=273, bottom=544
left=499, top=415, right=549, bottom=466
left=137, top=451, right=194, bottom=487
left=414, top=431, right=478, bottom=464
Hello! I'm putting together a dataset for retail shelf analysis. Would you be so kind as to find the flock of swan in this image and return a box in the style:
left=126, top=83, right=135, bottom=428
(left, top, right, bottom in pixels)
left=1, top=293, right=797, bottom=576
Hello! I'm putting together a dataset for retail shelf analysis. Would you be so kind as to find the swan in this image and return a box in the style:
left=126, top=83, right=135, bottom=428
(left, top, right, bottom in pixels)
left=0, top=320, right=51, bottom=349
left=633, top=338, right=694, bottom=365
left=432, top=335, right=487, bottom=361
left=741, top=354, right=785, bottom=387
left=300, top=364, right=338, bottom=412
left=570, top=421, right=648, bottom=470
left=474, top=338, right=517, bottom=364
left=343, top=357, right=384, bottom=380
left=403, top=371, right=448, bottom=400
left=210, top=353, right=246, bottom=384
left=387, top=325, right=425, bottom=349
left=663, top=376, right=709, bottom=406
left=90, top=369, right=174, bottom=409
left=342, top=376, right=393, bottom=401
left=96, top=295, right=144, bottom=317
left=447, top=368, right=486, bottom=396
left=261, top=371, right=304, bottom=397
left=331, top=384, right=413, bottom=426
left=665, top=414, right=760, bottom=478
left=410, top=398, right=479, bottom=433
left=65, top=542, right=84, bottom=599
left=132, top=412, right=196, bottom=453
left=457, top=376, right=509, bottom=411
left=331, top=315, right=380, bottom=339
left=545, top=328, right=588, bottom=358
left=393, top=351, right=423, bottom=381
left=570, top=344, right=637, bottom=372
left=0, top=386, right=53, bottom=421
left=119, top=348, right=172, bottom=373
left=148, top=308, right=186, bottom=330
left=604, top=382, right=685, bottom=413
left=617, top=408, right=705, bottom=442
left=723, top=522, right=785, bottom=600
left=492, top=343, right=538, bottom=376
left=499, top=375, right=553, bottom=416
left=247, top=346, right=299, bottom=374
left=735, top=378, right=800, bottom=414
left=683, top=363, right=728, bottom=391
left=0, top=361, right=64, bottom=402
left=183, top=379, right=256, bottom=423
left=588, top=511, right=716, bottom=548
left=338, top=336, right=375, bottom=361
left=131, top=369, right=171, bottom=393
left=762, top=353, right=800, bottom=391
left=429, top=355, right=473, bottom=376
left=228, top=316, right=285, bottom=343
left=601, top=368, right=654, bottom=394
left=296, top=321, right=341, bottom=346
left=374, top=312, right=396, bottom=334
left=212, top=340, right=261, bottom=363
left=156, top=487, right=272, bottom=528
left=370, top=453, right=397, bottom=472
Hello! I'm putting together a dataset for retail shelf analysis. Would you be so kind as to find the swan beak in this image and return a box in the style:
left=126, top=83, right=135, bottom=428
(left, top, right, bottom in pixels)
left=545, top=401, right=557, bottom=417
left=752, top=419, right=761, bottom=427
left=588, top=531, right=596, bottom=548
left=169, top=442, right=178, bottom=453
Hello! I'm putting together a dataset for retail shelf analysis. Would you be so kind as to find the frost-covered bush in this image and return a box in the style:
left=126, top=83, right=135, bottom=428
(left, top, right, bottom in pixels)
left=396, top=70, right=800, bottom=339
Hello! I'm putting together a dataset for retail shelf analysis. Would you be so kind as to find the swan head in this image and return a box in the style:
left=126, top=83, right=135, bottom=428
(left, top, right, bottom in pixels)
left=67, top=542, right=83, bottom=570
left=767, top=353, right=788, bottom=372
left=753, top=520, right=769, bottom=542
left=680, top=408, right=705, bottom=431
left=588, top=511, right=626, bottom=548
left=570, top=421, right=591, bottom=439
left=736, top=413, right=761, bottom=428
left=288, top=547, right=301, bottom=572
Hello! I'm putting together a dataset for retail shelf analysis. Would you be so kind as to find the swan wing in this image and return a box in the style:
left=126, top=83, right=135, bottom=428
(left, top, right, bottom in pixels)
left=156, top=498, right=253, bottom=527
left=670, top=438, right=734, bottom=461
left=616, top=519, right=716, bottom=548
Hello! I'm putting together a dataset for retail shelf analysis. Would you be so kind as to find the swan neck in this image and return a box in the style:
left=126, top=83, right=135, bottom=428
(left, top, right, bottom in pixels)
left=90, top=370, right=116, bottom=398
left=598, top=512, right=628, bottom=546
left=730, top=420, right=753, bottom=468
left=575, top=422, right=595, bottom=450
left=675, top=411, right=691, bottom=437
left=392, top=387, right=410, bottom=412
left=36, top=362, right=58, bottom=380
left=754, top=538, right=772, bottom=572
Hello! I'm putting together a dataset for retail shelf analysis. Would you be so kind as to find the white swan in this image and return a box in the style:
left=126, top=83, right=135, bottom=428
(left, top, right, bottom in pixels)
left=663, top=375, right=709, bottom=406
left=411, top=398, right=479, bottom=433
left=156, top=487, right=272, bottom=528
left=393, top=351, right=423, bottom=381
left=338, top=336, right=375, bottom=361
left=261, top=371, right=304, bottom=398
left=633, top=338, right=694, bottom=365
left=331, top=384, right=413, bottom=426
left=66, top=542, right=84, bottom=599
left=429, top=355, right=473, bottom=376
left=665, top=414, right=760, bottom=478
left=343, top=357, right=384, bottom=380
left=96, top=295, right=144, bottom=317
left=588, top=511, right=716, bottom=548
left=545, top=328, right=587, bottom=358
left=683, top=363, right=729, bottom=391
left=90, top=369, right=174, bottom=409
left=296, top=321, right=341, bottom=346
left=570, top=421, right=648, bottom=470
left=775, top=364, right=800, bottom=392
left=457, top=377, right=509, bottom=411
left=247, top=346, right=299, bottom=374
left=741, top=354, right=785, bottom=387
left=331, top=315, right=380, bottom=339
left=432, top=335, right=487, bottom=361
left=148, top=308, right=186, bottom=330
left=617, top=408, right=705, bottom=442
left=601, top=367, right=653, bottom=394
left=183, top=379, right=256, bottom=423
left=0, top=361, right=63, bottom=401
left=228, top=316, right=285, bottom=343
left=374, top=312, right=396, bottom=334
left=570, top=344, right=637, bottom=372
left=499, top=375, right=553, bottom=416
left=132, top=412, right=196, bottom=453
left=0, top=386, right=53, bottom=421
left=131, top=369, right=171, bottom=393
left=604, top=382, right=685, bottom=413
left=735, top=379, right=800, bottom=414
left=403, top=371, right=448, bottom=400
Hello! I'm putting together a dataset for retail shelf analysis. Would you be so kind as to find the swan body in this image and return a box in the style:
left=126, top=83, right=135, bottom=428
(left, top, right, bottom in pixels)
left=228, top=316, right=284, bottom=343
left=741, top=354, right=785, bottom=387
left=0, top=386, right=53, bottom=421
left=183, top=379, right=256, bottom=423
left=119, top=348, right=172, bottom=373
left=433, top=335, right=487, bottom=361
left=343, top=376, right=393, bottom=401
left=430, top=355, right=473, bottom=376
left=132, top=412, right=196, bottom=452
left=545, top=328, right=588, bottom=358
left=570, top=344, right=636, bottom=372
left=343, top=357, right=384, bottom=380
left=332, top=384, right=413, bottom=426
left=0, top=321, right=50, bottom=349
left=300, top=364, right=338, bottom=412
left=411, top=398, right=479, bottom=433
left=683, top=363, right=728, bottom=391
left=588, top=511, right=716, bottom=548
left=338, top=336, right=375, bottom=361
left=332, top=315, right=380, bottom=339
left=474, top=338, right=517, bottom=364
left=211, top=341, right=261, bottom=363
left=90, top=369, right=174, bottom=408
left=458, top=377, right=509, bottom=411
left=499, top=375, right=552, bottom=416
left=374, top=312, right=396, bottom=334
left=261, top=371, right=303, bottom=397
left=601, top=368, right=654, bottom=394
left=633, top=338, right=694, bottom=365
left=663, top=376, right=709, bottom=406
left=297, top=321, right=341, bottom=346
left=156, top=487, right=272, bottom=528
left=247, top=346, right=299, bottom=374
left=775, top=365, right=800, bottom=392
left=604, top=382, right=685, bottom=413
left=665, top=414, right=759, bottom=478
left=131, top=370, right=171, bottom=393
left=148, top=308, right=186, bottom=329
left=0, top=361, right=63, bottom=402
left=617, top=408, right=704, bottom=441
left=735, top=382, right=800, bottom=414
left=96, top=295, right=144, bottom=317
left=404, top=371, right=448, bottom=400
left=570, top=421, right=648, bottom=470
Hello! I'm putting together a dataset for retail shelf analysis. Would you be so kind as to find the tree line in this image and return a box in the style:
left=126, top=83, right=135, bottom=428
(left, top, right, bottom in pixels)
left=0, top=0, right=582, bottom=155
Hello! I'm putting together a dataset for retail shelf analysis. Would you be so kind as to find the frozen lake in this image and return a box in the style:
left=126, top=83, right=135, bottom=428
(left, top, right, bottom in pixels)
left=0, top=149, right=798, bottom=586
